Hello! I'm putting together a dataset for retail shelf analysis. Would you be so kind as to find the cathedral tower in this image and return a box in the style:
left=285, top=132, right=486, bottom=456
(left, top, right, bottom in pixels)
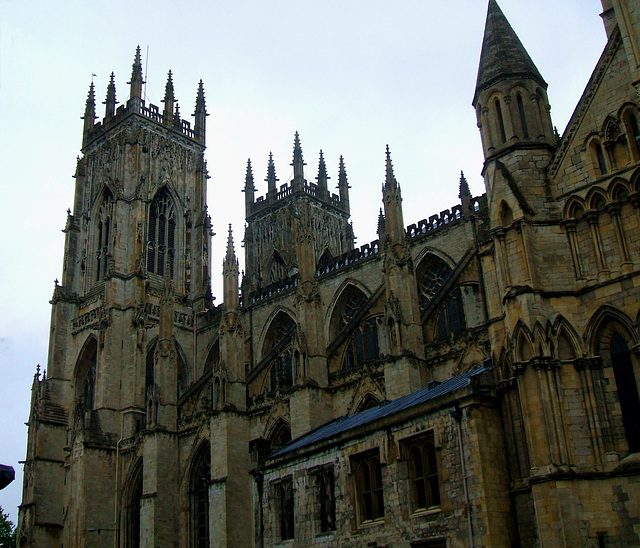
left=19, top=48, right=211, bottom=547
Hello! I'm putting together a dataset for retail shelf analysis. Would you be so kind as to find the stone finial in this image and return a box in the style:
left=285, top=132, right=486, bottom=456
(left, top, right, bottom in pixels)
left=128, top=45, right=144, bottom=106
left=82, top=82, right=96, bottom=132
left=291, top=131, right=306, bottom=184
left=163, top=70, right=175, bottom=123
left=266, top=152, right=279, bottom=193
left=104, top=72, right=117, bottom=119
left=316, top=150, right=329, bottom=192
left=194, top=79, right=207, bottom=143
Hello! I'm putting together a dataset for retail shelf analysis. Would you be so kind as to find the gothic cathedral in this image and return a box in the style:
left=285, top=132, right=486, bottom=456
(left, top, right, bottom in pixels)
left=18, top=1, right=640, bottom=546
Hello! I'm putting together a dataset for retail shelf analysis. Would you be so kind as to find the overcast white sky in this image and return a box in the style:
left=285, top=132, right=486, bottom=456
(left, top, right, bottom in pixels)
left=0, top=0, right=606, bottom=524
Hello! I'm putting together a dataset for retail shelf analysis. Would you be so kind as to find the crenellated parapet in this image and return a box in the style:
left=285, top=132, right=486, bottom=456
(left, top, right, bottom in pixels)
left=82, top=47, right=206, bottom=150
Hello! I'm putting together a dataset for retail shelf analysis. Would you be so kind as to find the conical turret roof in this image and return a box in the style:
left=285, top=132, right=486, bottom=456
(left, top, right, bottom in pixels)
left=473, top=0, right=546, bottom=106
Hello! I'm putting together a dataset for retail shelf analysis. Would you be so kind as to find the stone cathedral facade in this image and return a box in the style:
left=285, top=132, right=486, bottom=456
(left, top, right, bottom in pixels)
left=17, top=1, right=640, bottom=546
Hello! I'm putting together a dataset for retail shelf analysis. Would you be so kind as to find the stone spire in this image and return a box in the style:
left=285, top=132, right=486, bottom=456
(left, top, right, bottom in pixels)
left=223, top=224, right=239, bottom=312
left=291, top=131, right=306, bottom=188
left=473, top=0, right=546, bottom=106
left=173, top=102, right=181, bottom=129
left=193, top=79, right=207, bottom=144
left=266, top=152, right=278, bottom=194
left=128, top=45, right=144, bottom=109
left=316, top=150, right=329, bottom=194
left=162, top=70, right=175, bottom=125
left=244, top=159, right=256, bottom=214
left=338, top=155, right=350, bottom=214
left=104, top=72, right=117, bottom=120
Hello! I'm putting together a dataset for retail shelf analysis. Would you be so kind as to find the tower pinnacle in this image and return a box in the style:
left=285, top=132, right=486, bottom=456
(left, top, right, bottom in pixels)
left=128, top=45, right=144, bottom=109
left=291, top=131, right=306, bottom=186
left=266, top=152, right=279, bottom=194
left=193, top=80, right=207, bottom=144
left=316, top=150, right=329, bottom=194
left=338, top=155, right=350, bottom=214
left=104, top=72, right=117, bottom=119
left=163, top=70, right=175, bottom=125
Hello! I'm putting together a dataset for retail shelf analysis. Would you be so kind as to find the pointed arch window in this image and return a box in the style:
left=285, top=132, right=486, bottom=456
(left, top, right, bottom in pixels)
left=495, top=99, right=507, bottom=144
left=595, top=143, right=608, bottom=175
left=352, top=450, right=384, bottom=523
left=269, top=251, right=287, bottom=284
left=125, top=464, right=143, bottom=548
left=263, top=315, right=296, bottom=393
left=403, top=433, right=441, bottom=512
left=342, top=317, right=380, bottom=370
left=437, top=288, right=467, bottom=340
left=147, top=189, right=176, bottom=278
left=418, top=255, right=452, bottom=313
left=516, top=94, right=529, bottom=139
left=96, top=190, right=114, bottom=281
left=610, top=332, right=640, bottom=453
left=191, top=443, right=211, bottom=548
left=76, top=338, right=98, bottom=412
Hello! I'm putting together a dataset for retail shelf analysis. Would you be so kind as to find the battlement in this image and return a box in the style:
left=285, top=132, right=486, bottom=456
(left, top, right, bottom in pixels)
left=82, top=48, right=206, bottom=149
left=83, top=98, right=197, bottom=147
left=406, top=196, right=484, bottom=241
left=249, top=179, right=346, bottom=217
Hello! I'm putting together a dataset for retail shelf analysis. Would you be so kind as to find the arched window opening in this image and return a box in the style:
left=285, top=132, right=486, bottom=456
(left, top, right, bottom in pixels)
left=353, top=452, right=384, bottom=523
left=76, top=338, right=98, bottom=412
left=269, top=251, right=287, bottom=284
left=516, top=331, right=534, bottom=362
left=628, top=113, right=640, bottom=158
left=406, top=437, right=440, bottom=511
left=610, top=332, right=640, bottom=453
left=263, top=314, right=296, bottom=393
left=146, top=343, right=155, bottom=397
left=499, top=201, right=514, bottom=226
left=96, top=190, right=113, bottom=282
left=177, top=351, right=188, bottom=398
left=342, top=317, right=380, bottom=370
left=354, top=394, right=380, bottom=413
left=613, top=185, right=630, bottom=203
left=437, top=289, right=467, bottom=340
left=147, top=189, right=176, bottom=278
left=595, top=143, right=608, bottom=175
left=268, top=421, right=292, bottom=453
left=495, top=99, right=507, bottom=144
left=191, top=444, right=211, bottom=548
left=517, top=94, right=529, bottom=139
left=591, top=195, right=607, bottom=213
left=557, top=329, right=577, bottom=361
left=418, top=255, right=452, bottom=313
left=125, top=464, right=143, bottom=548
left=568, top=203, right=585, bottom=220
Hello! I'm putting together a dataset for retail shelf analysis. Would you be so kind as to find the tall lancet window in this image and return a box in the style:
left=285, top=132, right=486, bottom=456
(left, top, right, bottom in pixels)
left=147, top=189, right=176, bottom=278
left=96, top=190, right=113, bottom=281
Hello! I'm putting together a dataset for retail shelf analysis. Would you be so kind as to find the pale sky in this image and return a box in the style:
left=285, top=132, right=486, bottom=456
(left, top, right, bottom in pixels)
left=0, top=0, right=606, bottom=524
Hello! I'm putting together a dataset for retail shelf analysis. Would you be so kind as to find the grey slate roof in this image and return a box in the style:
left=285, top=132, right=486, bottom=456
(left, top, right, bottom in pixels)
left=269, top=365, right=491, bottom=460
left=473, top=0, right=546, bottom=105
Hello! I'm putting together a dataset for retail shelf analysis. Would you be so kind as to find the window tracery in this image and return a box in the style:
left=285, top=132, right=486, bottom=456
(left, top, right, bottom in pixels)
left=147, top=189, right=176, bottom=278
left=418, top=256, right=452, bottom=313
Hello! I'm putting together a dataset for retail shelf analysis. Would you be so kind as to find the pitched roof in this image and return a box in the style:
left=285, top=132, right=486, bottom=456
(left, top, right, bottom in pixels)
left=473, top=0, right=546, bottom=106
left=269, top=365, right=491, bottom=460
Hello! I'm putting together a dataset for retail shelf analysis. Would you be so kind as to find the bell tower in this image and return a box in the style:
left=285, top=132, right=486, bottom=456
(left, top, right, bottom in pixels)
left=19, top=48, right=211, bottom=547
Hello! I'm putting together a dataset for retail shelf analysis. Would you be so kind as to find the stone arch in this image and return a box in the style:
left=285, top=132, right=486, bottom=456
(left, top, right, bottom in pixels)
left=345, top=373, right=385, bottom=415
left=619, top=102, right=640, bottom=161
left=564, top=196, right=586, bottom=219
left=92, top=185, right=115, bottom=283
left=585, top=305, right=637, bottom=356
left=121, top=458, right=143, bottom=548
left=591, top=310, right=640, bottom=453
left=513, top=321, right=535, bottom=362
left=327, top=282, right=369, bottom=342
left=415, top=252, right=454, bottom=314
left=499, top=200, right=514, bottom=226
left=147, top=185, right=180, bottom=280
left=586, top=134, right=609, bottom=176
left=260, top=310, right=296, bottom=393
left=586, top=187, right=608, bottom=212
left=188, top=440, right=211, bottom=547
left=552, top=316, right=582, bottom=361
left=608, top=177, right=631, bottom=203
left=265, top=249, right=288, bottom=285
left=257, top=307, right=297, bottom=363
left=265, top=417, right=292, bottom=453
left=204, top=338, right=220, bottom=373
left=74, top=334, right=99, bottom=411
left=354, top=393, right=381, bottom=414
